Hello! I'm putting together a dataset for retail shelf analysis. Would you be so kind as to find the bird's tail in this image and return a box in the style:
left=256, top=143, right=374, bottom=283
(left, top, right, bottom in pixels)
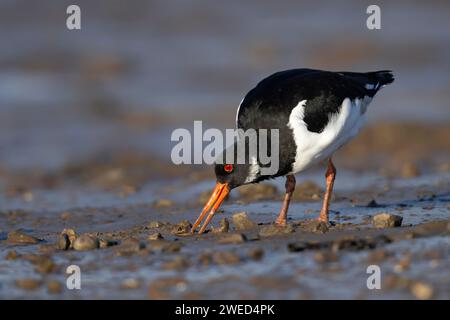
left=340, top=70, right=394, bottom=92
left=367, top=70, right=395, bottom=88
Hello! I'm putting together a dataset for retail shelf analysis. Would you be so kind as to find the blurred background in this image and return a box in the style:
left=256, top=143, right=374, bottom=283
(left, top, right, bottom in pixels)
left=0, top=0, right=449, bottom=192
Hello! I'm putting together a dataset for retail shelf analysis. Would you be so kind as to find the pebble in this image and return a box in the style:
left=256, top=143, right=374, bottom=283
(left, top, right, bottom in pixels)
left=61, top=229, right=77, bottom=248
left=302, top=220, right=329, bottom=234
left=171, top=220, right=192, bottom=236
left=410, top=282, right=434, bottom=300
left=5, top=250, right=20, bottom=260
left=148, top=277, right=188, bottom=299
left=259, top=224, right=294, bottom=237
left=147, top=221, right=165, bottom=228
left=314, top=251, right=339, bottom=264
left=217, top=233, right=247, bottom=244
left=232, top=212, right=257, bottom=230
left=211, top=218, right=229, bottom=233
left=16, top=279, right=41, bottom=290
left=7, top=230, right=40, bottom=245
left=73, top=234, right=100, bottom=251
left=99, top=238, right=118, bottom=248
left=401, top=162, right=420, bottom=178
left=212, top=251, right=241, bottom=265
left=47, top=280, right=62, bottom=294
left=248, top=248, right=264, bottom=261
left=57, top=234, right=70, bottom=250
left=121, top=278, right=141, bottom=290
left=35, top=257, right=56, bottom=274
left=115, top=238, right=146, bottom=255
left=162, top=256, right=190, bottom=270
left=372, top=213, right=403, bottom=228
left=148, top=232, right=164, bottom=241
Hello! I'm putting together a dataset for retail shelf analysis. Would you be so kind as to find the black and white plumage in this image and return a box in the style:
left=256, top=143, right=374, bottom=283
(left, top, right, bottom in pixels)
left=192, top=68, right=394, bottom=234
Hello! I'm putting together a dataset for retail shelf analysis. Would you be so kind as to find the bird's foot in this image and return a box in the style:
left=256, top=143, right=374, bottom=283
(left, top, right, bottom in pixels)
left=274, top=218, right=287, bottom=226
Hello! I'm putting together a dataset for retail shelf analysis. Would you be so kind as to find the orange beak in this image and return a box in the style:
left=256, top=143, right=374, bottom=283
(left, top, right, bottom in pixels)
left=191, top=182, right=230, bottom=234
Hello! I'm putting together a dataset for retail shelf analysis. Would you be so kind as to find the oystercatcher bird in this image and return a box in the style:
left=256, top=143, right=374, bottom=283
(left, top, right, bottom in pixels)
left=191, top=68, right=394, bottom=234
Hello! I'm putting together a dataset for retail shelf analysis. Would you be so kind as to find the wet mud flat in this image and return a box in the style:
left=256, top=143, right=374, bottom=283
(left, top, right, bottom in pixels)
left=0, top=170, right=449, bottom=299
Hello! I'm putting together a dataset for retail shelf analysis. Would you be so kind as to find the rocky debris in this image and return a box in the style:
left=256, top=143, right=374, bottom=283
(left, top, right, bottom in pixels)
left=217, top=233, right=247, bottom=244
left=211, top=218, right=229, bottom=233
left=147, top=221, right=166, bottom=228
left=61, top=229, right=77, bottom=248
left=301, top=220, right=329, bottom=234
left=162, top=242, right=182, bottom=253
left=238, top=184, right=278, bottom=201
left=401, top=162, right=420, bottom=178
left=148, top=277, right=188, bottom=299
left=148, top=232, right=164, bottom=241
left=259, top=224, right=294, bottom=237
left=57, top=234, right=70, bottom=250
left=212, top=251, right=241, bottom=265
left=115, top=238, right=146, bottom=256
left=153, top=199, right=174, bottom=208
left=99, top=238, right=118, bottom=248
left=287, top=241, right=324, bottom=252
left=47, top=280, right=62, bottom=294
left=121, top=278, right=141, bottom=290
left=372, top=213, right=403, bottom=228
left=7, top=230, right=40, bottom=245
left=232, top=212, right=257, bottom=230
left=410, top=281, right=434, bottom=300
left=15, top=279, right=41, bottom=290
left=73, top=234, right=100, bottom=251
left=161, top=256, right=190, bottom=270
left=35, top=257, right=56, bottom=274
left=248, top=248, right=264, bottom=261
left=5, top=250, right=20, bottom=260
left=171, top=220, right=192, bottom=236
left=292, top=180, right=323, bottom=201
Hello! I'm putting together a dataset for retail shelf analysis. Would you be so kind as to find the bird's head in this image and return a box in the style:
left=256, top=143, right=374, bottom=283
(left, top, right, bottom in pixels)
left=191, top=141, right=261, bottom=234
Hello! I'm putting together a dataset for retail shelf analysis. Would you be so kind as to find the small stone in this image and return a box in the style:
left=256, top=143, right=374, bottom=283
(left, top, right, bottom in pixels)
left=7, top=230, right=40, bottom=245
left=16, top=279, right=41, bottom=290
left=401, top=162, right=420, bottom=178
left=121, top=278, right=141, bottom=289
left=60, top=211, right=71, bottom=220
left=47, top=280, right=62, bottom=294
left=153, top=199, right=174, bottom=208
left=161, top=242, right=182, bottom=253
left=212, top=251, right=241, bottom=265
left=232, top=212, right=257, bottom=230
left=410, top=282, right=434, bottom=300
left=99, top=238, right=118, bottom=248
left=259, top=224, right=294, bottom=237
left=161, top=256, right=190, bottom=270
left=5, top=250, right=19, bottom=260
left=115, top=238, right=146, bottom=255
left=302, top=220, right=329, bottom=233
left=61, top=229, right=77, bottom=248
left=217, top=233, right=247, bottom=244
left=211, top=218, right=229, bottom=233
left=35, top=257, right=56, bottom=274
left=148, top=221, right=165, bottom=228
left=372, top=213, right=403, bottom=228
left=57, top=234, right=70, bottom=250
left=248, top=248, right=264, bottom=261
left=73, top=234, right=100, bottom=251
left=148, top=232, right=164, bottom=241
left=171, top=220, right=192, bottom=236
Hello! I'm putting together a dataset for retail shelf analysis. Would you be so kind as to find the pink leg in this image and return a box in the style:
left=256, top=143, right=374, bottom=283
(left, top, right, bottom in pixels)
left=318, top=158, right=336, bottom=223
left=275, top=175, right=296, bottom=226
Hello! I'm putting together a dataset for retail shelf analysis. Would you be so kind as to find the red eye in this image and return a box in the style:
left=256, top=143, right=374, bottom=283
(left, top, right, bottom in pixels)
left=224, top=164, right=233, bottom=173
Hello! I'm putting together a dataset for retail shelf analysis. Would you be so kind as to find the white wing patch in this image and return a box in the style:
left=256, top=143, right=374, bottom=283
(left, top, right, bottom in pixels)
left=244, top=155, right=260, bottom=183
left=288, top=97, right=372, bottom=174
left=235, top=97, right=245, bottom=128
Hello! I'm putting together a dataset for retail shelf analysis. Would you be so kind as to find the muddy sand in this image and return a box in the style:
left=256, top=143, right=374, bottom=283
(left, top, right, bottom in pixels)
left=0, top=122, right=449, bottom=300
